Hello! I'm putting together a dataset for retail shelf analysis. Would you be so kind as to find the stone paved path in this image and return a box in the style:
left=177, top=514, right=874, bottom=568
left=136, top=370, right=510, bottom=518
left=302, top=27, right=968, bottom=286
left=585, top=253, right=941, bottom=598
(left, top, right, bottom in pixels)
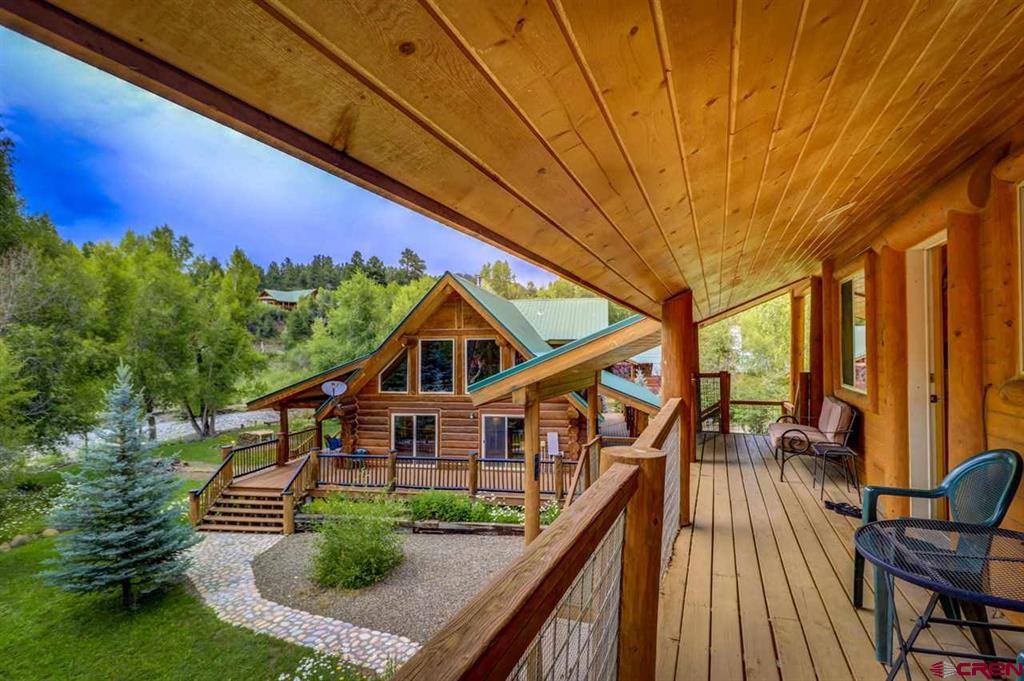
left=187, top=533, right=420, bottom=673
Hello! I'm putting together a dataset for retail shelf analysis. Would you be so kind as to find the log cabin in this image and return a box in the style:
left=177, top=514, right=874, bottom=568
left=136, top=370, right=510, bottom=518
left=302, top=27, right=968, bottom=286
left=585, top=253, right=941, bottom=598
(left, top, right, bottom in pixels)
left=11, top=1, right=1024, bottom=678
left=247, top=272, right=661, bottom=462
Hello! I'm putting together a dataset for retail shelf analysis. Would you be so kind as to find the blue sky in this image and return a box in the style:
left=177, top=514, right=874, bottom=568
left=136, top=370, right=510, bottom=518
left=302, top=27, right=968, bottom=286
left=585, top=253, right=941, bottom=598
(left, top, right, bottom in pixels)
left=0, top=27, right=553, bottom=282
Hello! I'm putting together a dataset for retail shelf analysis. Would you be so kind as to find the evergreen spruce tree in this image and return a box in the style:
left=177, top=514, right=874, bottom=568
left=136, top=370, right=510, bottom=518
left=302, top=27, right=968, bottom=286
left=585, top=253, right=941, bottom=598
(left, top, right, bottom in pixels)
left=43, top=365, right=198, bottom=608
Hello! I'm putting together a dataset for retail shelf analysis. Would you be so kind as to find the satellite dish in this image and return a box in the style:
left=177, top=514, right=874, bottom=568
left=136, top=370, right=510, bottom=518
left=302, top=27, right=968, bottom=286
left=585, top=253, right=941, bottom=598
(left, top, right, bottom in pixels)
left=321, top=380, right=348, bottom=397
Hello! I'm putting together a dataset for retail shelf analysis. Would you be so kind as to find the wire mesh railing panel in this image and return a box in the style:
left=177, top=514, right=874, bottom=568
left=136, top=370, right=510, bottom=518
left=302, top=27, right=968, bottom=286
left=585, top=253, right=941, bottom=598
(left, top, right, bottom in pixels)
left=660, top=418, right=681, bottom=577
left=695, top=375, right=722, bottom=433
left=505, top=512, right=625, bottom=681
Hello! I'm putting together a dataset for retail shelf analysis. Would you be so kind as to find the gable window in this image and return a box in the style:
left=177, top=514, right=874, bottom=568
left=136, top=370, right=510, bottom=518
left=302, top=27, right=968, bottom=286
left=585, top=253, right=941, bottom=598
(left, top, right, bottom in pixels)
left=392, top=414, right=437, bottom=457
left=419, top=339, right=454, bottom=393
left=840, top=271, right=868, bottom=393
left=482, top=415, right=525, bottom=459
left=465, top=338, right=501, bottom=389
left=379, top=349, right=409, bottom=393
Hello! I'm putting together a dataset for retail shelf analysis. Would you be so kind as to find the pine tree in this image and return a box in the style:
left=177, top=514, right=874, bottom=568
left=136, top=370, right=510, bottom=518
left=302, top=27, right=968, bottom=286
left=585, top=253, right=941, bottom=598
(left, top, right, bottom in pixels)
left=43, top=365, right=198, bottom=608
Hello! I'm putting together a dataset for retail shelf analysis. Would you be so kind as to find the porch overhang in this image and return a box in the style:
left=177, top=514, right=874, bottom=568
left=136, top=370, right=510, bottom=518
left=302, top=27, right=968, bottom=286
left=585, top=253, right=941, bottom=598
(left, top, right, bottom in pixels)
left=467, top=315, right=661, bottom=406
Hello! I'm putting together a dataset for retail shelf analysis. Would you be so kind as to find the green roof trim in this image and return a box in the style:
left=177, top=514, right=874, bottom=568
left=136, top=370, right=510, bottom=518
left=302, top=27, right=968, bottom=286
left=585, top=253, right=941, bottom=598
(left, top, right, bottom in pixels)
left=259, top=288, right=316, bottom=304
left=510, top=298, right=608, bottom=342
left=599, top=370, right=660, bottom=408
left=451, top=275, right=553, bottom=356
left=467, top=314, right=646, bottom=393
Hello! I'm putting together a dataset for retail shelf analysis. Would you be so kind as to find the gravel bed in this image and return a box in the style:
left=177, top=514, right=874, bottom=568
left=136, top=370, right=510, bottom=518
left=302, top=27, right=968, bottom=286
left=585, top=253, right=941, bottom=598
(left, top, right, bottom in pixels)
left=252, top=532, right=521, bottom=641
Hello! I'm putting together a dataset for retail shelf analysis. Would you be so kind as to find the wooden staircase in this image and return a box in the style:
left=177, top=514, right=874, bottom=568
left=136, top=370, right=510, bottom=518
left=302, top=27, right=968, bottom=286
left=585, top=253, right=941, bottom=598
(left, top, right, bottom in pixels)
left=196, top=487, right=287, bottom=534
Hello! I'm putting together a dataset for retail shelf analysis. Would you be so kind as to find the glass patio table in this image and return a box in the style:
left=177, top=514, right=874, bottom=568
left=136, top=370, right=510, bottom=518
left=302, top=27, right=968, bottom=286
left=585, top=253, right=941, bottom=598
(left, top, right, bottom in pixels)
left=855, top=518, right=1024, bottom=680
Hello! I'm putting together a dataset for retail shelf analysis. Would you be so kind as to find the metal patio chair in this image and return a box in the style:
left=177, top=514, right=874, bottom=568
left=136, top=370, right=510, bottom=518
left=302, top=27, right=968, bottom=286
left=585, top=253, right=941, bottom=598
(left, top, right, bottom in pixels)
left=769, top=395, right=856, bottom=482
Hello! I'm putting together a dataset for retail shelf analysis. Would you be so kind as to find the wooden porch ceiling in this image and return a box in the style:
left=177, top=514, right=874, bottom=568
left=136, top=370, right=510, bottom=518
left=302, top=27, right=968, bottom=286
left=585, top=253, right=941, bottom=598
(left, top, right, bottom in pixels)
left=6, top=1, right=1024, bottom=319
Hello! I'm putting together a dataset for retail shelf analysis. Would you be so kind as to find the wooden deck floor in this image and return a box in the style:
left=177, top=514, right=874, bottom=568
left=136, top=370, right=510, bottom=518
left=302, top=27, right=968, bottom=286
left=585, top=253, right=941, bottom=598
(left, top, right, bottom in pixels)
left=231, top=459, right=303, bottom=490
left=657, top=433, right=1024, bottom=681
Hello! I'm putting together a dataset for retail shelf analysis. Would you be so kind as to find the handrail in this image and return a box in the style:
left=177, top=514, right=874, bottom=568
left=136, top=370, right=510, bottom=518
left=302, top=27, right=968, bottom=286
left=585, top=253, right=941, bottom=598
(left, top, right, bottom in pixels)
left=635, top=397, right=683, bottom=449
left=231, top=436, right=278, bottom=453
left=282, top=453, right=311, bottom=495
left=563, top=439, right=596, bottom=509
left=393, top=463, right=640, bottom=681
left=193, top=453, right=233, bottom=499
left=188, top=452, right=235, bottom=525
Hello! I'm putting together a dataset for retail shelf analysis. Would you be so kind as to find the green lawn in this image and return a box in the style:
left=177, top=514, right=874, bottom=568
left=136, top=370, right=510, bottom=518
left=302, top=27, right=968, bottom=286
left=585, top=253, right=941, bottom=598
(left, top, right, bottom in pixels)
left=0, top=538, right=308, bottom=680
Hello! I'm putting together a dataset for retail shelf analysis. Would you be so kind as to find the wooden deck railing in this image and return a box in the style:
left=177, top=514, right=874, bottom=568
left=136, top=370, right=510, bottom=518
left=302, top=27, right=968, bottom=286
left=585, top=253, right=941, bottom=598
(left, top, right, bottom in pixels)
left=564, top=435, right=602, bottom=508
left=393, top=399, right=682, bottom=681
left=286, top=426, right=317, bottom=460
left=694, top=371, right=788, bottom=435
left=232, top=437, right=278, bottom=477
left=188, top=451, right=234, bottom=525
left=280, top=452, right=316, bottom=534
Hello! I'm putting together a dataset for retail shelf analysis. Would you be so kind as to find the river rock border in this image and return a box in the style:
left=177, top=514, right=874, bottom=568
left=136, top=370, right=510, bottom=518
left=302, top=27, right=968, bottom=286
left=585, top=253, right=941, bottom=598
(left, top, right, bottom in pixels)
left=187, top=533, right=419, bottom=673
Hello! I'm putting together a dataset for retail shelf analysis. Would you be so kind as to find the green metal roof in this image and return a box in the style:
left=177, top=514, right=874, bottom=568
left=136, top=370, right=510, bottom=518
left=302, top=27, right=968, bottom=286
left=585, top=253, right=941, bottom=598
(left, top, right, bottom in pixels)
left=451, top=275, right=553, bottom=356
left=599, top=370, right=660, bottom=409
left=259, top=288, right=316, bottom=304
left=510, top=298, right=608, bottom=342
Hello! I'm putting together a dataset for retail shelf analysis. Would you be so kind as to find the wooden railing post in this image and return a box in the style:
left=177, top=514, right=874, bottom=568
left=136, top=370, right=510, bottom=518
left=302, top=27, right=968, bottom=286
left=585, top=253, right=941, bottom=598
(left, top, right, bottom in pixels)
left=188, top=492, right=200, bottom=526
left=220, top=444, right=234, bottom=479
left=386, top=449, right=397, bottom=491
left=277, top=408, right=289, bottom=466
left=468, top=451, right=478, bottom=497
left=719, top=371, right=731, bottom=434
left=600, top=446, right=665, bottom=681
left=310, top=448, right=320, bottom=488
left=282, top=494, right=295, bottom=535
left=553, top=454, right=565, bottom=501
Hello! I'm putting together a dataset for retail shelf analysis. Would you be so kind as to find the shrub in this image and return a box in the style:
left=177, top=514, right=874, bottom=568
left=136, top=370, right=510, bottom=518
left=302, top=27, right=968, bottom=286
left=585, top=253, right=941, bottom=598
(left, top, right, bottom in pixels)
left=278, top=652, right=396, bottom=681
left=308, top=493, right=407, bottom=520
left=540, top=500, right=562, bottom=525
left=313, top=497, right=403, bottom=590
left=407, top=490, right=476, bottom=522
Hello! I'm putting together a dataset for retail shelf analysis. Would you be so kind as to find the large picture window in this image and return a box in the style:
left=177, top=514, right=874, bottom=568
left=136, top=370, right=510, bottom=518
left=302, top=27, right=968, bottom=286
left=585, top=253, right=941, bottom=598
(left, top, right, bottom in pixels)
left=465, top=338, right=501, bottom=389
left=379, top=349, right=408, bottom=393
left=392, top=414, right=437, bottom=457
left=419, top=339, right=454, bottom=393
left=840, top=271, right=868, bottom=393
left=482, top=415, right=525, bottom=459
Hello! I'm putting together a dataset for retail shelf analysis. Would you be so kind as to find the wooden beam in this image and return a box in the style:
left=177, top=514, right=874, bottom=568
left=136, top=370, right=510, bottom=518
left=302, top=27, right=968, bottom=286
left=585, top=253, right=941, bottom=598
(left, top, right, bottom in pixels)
left=277, top=408, right=289, bottom=466
left=523, top=389, right=541, bottom=545
left=661, top=291, right=695, bottom=523
left=808, top=276, right=825, bottom=424
left=946, top=211, right=985, bottom=469
left=790, top=291, right=806, bottom=404
left=878, top=246, right=910, bottom=510
left=587, top=373, right=600, bottom=441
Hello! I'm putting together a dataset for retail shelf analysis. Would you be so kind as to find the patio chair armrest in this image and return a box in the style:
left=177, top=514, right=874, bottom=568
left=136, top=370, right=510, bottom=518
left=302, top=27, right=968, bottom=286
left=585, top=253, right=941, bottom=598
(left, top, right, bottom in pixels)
left=776, top=414, right=798, bottom=424
left=862, top=485, right=945, bottom=523
left=780, top=428, right=813, bottom=453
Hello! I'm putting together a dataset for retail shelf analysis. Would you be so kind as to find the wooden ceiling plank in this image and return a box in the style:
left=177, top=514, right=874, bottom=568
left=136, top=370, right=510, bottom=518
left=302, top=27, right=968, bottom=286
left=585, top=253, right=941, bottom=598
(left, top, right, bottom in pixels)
left=768, top=0, right=970, bottom=275
left=715, top=0, right=806, bottom=310
left=749, top=0, right=920, bottom=278
left=728, top=0, right=863, bottom=304
left=554, top=0, right=709, bottom=311
left=424, top=0, right=687, bottom=296
left=262, top=0, right=667, bottom=306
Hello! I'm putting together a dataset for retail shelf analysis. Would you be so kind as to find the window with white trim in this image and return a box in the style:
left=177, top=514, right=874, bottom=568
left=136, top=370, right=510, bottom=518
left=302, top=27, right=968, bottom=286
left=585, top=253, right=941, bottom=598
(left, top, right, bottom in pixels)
left=840, top=270, right=868, bottom=393
left=392, top=414, right=437, bottom=457
left=482, top=415, right=525, bottom=459
left=419, top=339, right=454, bottom=393
left=379, top=349, right=409, bottom=393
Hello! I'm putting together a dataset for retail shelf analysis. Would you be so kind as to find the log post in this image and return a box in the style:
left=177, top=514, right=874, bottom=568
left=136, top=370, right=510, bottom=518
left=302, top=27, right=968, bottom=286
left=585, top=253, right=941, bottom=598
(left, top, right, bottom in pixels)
left=661, top=290, right=695, bottom=526
left=387, top=449, right=398, bottom=491
left=587, top=372, right=600, bottom=441
left=314, top=419, right=323, bottom=450
left=277, top=408, right=289, bottom=466
left=946, top=211, right=985, bottom=468
left=282, top=494, right=294, bottom=535
left=600, top=445, right=665, bottom=681
left=809, top=275, right=825, bottom=423
left=188, top=492, right=200, bottom=526
left=790, top=291, right=805, bottom=403
left=220, top=444, right=234, bottom=479
left=467, top=451, right=479, bottom=497
left=553, top=454, right=565, bottom=501
left=523, top=389, right=542, bottom=545
left=310, top=448, right=320, bottom=487
left=719, top=371, right=731, bottom=434
left=220, top=443, right=234, bottom=461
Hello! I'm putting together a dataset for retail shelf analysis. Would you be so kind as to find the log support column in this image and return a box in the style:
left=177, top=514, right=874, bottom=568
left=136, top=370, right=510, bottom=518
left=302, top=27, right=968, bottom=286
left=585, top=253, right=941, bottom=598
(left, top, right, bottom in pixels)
left=946, top=211, right=985, bottom=468
left=277, top=407, right=289, bottom=466
left=809, top=276, right=825, bottom=423
left=523, top=388, right=542, bottom=545
left=790, top=291, right=806, bottom=404
left=661, top=290, right=696, bottom=526
left=587, top=372, right=600, bottom=442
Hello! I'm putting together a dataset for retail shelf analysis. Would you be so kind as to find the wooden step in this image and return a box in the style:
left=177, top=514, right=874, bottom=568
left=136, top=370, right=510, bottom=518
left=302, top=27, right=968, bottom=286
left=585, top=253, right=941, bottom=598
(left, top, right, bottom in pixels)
left=221, top=489, right=282, bottom=499
left=208, top=505, right=283, bottom=517
left=202, top=514, right=283, bottom=525
left=213, top=498, right=285, bottom=508
left=197, top=522, right=282, bottom=534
